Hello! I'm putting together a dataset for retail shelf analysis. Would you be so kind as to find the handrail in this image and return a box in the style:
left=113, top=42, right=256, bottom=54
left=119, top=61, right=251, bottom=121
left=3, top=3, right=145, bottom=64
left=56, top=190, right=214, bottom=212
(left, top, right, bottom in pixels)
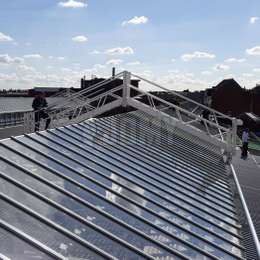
left=47, top=71, right=124, bottom=110
left=48, top=84, right=123, bottom=116
left=129, top=84, right=230, bottom=133
left=79, top=72, right=124, bottom=97
left=230, top=164, right=260, bottom=259
left=48, top=88, right=74, bottom=99
left=131, top=73, right=234, bottom=121
left=34, top=84, right=124, bottom=130
left=0, top=109, right=32, bottom=115
left=0, top=110, right=33, bottom=128
left=130, top=72, right=239, bottom=154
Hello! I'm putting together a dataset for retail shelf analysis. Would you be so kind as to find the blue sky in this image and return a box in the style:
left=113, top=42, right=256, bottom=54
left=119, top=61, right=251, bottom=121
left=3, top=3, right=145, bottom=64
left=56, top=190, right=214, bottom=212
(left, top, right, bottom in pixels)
left=1, top=0, right=260, bottom=90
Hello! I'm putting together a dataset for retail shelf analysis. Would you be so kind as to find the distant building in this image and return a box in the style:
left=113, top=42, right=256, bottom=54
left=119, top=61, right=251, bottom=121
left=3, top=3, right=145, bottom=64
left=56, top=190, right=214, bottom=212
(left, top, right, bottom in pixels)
left=252, top=84, right=260, bottom=94
left=182, top=89, right=204, bottom=104
left=81, top=76, right=139, bottom=99
left=28, top=87, right=69, bottom=97
left=0, top=89, right=28, bottom=97
left=205, top=78, right=260, bottom=117
left=238, top=112, right=260, bottom=132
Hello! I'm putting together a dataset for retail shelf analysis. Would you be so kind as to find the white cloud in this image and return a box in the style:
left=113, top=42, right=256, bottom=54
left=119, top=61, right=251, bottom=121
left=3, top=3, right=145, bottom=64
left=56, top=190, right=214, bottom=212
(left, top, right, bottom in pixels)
left=0, top=54, right=24, bottom=65
left=171, top=58, right=176, bottom=62
left=160, top=72, right=209, bottom=91
left=222, top=74, right=235, bottom=80
left=17, top=65, right=35, bottom=72
left=201, top=71, right=212, bottom=75
left=72, top=63, right=80, bottom=68
left=23, top=54, right=43, bottom=59
left=105, top=47, right=134, bottom=55
left=181, top=51, right=216, bottom=61
left=127, top=61, right=141, bottom=66
left=136, top=70, right=153, bottom=78
left=214, top=64, right=230, bottom=71
left=48, top=56, right=65, bottom=61
left=122, top=16, right=148, bottom=26
left=0, top=32, right=14, bottom=42
left=253, top=68, right=260, bottom=73
left=89, top=50, right=100, bottom=55
left=58, top=0, right=87, bottom=8
left=250, top=17, right=259, bottom=24
left=0, top=73, right=18, bottom=82
left=106, top=59, right=123, bottom=66
left=93, top=64, right=106, bottom=70
left=0, top=54, right=12, bottom=64
left=246, top=46, right=260, bottom=56
left=13, top=57, right=24, bottom=64
left=242, top=73, right=253, bottom=77
left=61, top=68, right=72, bottom=73
left=224, top=58, right=246, bottom=63
left=0, top=67, right=88, bottom=88
left=168, top=69, right=179, bottom=74
left=72, top=35, right=88, bottom=43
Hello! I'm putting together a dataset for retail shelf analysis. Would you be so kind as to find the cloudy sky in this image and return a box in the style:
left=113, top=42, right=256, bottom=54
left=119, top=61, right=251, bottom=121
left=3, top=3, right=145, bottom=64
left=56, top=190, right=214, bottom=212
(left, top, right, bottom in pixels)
left=1, top=0, right=260, bottom=91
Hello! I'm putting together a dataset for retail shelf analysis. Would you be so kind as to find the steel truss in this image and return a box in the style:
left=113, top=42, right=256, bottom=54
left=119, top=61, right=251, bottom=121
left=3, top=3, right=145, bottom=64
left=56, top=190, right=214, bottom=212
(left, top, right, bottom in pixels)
left=24, top=71, right=239, bottom=157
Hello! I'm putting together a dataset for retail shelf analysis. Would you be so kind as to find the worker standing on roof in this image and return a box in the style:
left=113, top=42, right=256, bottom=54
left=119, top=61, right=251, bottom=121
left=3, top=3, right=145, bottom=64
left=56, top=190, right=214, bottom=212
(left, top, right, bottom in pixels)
left=32, top=92, right=51, bottom=132
left=241, top=128, right=249, bottom=159
left=200, top=109, right=210, bottom=125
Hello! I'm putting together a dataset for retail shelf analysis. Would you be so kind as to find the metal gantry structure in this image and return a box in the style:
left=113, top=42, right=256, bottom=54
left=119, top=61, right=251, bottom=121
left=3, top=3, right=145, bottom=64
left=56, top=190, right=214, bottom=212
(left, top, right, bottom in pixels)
left=0, top=71, right=260, bottom=259
left=23, top=71, right=239, bottom=158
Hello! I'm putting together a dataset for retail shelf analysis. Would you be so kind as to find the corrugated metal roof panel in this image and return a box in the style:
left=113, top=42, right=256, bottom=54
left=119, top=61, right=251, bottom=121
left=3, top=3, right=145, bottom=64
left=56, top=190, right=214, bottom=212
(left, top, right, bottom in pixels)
left=0, top=111, right=246, bottom=259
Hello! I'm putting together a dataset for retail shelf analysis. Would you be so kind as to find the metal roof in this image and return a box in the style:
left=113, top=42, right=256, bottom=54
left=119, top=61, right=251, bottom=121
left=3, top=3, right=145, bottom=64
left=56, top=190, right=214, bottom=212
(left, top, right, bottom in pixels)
left=0, top=111, right=246, bottom=259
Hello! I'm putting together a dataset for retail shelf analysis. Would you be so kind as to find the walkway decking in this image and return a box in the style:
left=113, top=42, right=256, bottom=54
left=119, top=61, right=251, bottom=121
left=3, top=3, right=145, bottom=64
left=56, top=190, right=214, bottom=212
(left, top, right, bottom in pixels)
left=232, top=149, right=260, bottom=259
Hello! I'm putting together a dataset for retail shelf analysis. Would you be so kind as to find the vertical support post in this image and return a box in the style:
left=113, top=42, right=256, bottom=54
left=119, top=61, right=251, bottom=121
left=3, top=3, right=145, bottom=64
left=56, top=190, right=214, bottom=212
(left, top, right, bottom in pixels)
left=231, top=117, right=238, bottom=155
left=224, top=118, right=238, bottom=160
left=66, top=88, right=70, bottom=97
left=122, top=71, right=131, bottom=107
left=224, top=130, right=232, bottom=162
left=24, top=111, right=35, bottom=134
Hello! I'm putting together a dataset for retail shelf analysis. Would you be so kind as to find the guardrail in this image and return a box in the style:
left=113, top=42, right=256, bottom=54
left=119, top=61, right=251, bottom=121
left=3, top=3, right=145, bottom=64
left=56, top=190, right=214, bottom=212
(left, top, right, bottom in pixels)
left=129, top=72, right=240, bottom=155
left=2, top=71, right=240, bottom=156
left=230, top=164, right=260, bottom=259
left=24, top=72, right=126, bottom=133
left=0, top=91, right=75, bottom=130
left=0, top=110, right=32, bottom=128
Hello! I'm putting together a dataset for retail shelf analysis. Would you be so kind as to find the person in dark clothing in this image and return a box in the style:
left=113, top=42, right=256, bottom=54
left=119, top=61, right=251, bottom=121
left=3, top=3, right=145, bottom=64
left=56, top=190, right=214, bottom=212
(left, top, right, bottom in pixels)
left=200, top=109, right=210, bottom=125
left=32, top=92, right=51, bottom=131
left=202, top=109, right=210, bottom=120
left=241, top=128, right=249, bottom=159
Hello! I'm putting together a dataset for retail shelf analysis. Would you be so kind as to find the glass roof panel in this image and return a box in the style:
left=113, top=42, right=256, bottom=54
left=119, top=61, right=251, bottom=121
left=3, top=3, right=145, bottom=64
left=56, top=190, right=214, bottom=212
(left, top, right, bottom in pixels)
left=0, top=226, right=53, bottom=260
left=0, top=111, right=245, bottom=259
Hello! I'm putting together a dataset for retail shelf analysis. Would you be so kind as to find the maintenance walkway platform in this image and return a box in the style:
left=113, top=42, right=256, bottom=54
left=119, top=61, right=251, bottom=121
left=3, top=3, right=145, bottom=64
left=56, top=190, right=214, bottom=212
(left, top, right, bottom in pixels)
left=232, top=150, right=260, bottom=259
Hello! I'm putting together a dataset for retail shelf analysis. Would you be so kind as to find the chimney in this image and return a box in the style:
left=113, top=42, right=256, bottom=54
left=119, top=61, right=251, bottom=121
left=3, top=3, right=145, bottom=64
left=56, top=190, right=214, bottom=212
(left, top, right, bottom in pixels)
left=81, top=78, right=84, bottom=89
left=112, top=67, right=116, bottom=78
